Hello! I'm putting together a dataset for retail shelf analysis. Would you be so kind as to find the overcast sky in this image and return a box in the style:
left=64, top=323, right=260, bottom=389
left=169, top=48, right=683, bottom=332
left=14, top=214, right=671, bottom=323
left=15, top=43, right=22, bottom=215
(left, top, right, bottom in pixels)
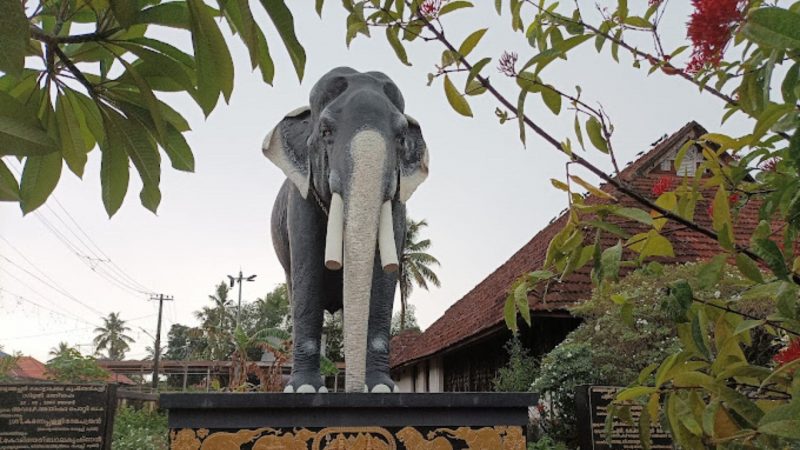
left=0, top=1, right=752, bottom=361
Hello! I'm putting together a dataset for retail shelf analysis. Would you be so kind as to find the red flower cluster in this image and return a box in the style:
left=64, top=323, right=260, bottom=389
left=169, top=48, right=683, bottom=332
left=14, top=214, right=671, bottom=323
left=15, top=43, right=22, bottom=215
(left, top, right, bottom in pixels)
left=652, top=175, right=673, bottom=196
left=728, top=192, right=740, bottom=204
left=419, top=0, right=442, bottom=18
left=649, top=0, right=662, bottom=6
left=774, top=339, right=800, bottom=367
left=498, top=51, right=518, bottom=77
left=686, top=0, right=747, bottom=73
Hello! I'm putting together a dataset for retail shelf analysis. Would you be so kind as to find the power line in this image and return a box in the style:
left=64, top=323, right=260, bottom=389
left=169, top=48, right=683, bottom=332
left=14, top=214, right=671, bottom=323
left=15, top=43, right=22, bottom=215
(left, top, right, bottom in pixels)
left=0, top=287, right=97, bottom=327
left=34, top=213, right=150, bottom=296
left=0, top=254, right=105, bottom=317
left=5, top=162, right=152, bottom=296
left=47, top=198, right=153, bottom=293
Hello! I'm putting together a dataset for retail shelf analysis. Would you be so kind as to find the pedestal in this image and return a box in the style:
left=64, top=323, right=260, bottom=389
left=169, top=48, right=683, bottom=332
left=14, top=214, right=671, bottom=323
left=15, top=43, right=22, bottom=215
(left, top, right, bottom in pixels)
left=161, top=392, right=537, bottom=450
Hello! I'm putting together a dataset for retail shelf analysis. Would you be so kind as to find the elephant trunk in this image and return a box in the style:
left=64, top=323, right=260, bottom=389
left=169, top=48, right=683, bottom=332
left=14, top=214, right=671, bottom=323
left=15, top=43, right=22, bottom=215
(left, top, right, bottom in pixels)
left=342, top=129, right=387, bottom=392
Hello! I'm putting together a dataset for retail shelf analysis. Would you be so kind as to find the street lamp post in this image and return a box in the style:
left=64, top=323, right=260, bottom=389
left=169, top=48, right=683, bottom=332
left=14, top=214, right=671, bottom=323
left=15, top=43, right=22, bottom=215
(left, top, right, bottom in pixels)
left=228, top=270, right=257, bottom=327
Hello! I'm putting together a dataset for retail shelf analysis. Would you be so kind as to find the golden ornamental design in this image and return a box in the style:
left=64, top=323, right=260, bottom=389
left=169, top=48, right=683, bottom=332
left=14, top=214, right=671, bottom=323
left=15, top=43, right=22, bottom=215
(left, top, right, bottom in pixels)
left=170, top=425, right=525, bottom=450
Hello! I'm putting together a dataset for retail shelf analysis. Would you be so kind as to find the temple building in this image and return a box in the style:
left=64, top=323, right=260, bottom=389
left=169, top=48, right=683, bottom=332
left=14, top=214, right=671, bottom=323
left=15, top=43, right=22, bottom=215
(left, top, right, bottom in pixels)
left=390, top=121, right=762, bottom=392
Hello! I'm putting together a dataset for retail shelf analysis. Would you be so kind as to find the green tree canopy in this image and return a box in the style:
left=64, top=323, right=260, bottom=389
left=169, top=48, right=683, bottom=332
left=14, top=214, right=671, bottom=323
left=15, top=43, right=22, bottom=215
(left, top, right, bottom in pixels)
left=93, top=312, right=134, bottom=360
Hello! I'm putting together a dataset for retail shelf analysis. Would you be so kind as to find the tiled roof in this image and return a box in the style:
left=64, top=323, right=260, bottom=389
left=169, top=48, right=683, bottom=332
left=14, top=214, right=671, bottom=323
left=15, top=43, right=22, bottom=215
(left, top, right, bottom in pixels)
left=10, top=356, right=48, bottom=380
left=8, top=355, right=135, bottom=384
left=391, top=121, right=765, bottom=369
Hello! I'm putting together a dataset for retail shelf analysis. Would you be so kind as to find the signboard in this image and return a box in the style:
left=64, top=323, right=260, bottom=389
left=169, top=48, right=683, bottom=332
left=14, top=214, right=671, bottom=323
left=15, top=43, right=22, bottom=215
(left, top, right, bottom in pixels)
left=0, top=383, right=116, bottom=450
left=576, top=385, right=673, bottom=450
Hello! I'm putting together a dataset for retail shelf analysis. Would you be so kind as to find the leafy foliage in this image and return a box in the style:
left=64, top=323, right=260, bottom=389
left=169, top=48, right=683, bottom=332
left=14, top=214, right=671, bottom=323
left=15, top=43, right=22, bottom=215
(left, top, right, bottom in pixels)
left=45, top=348, right=108, bottom=383
left=399, top=217, right=441, bottom=331
left=93, top=312, right=134, bottom=360
left=112, top=405, right=168, bottom=450
left=391, top=304, right=421, bottom=337
left=493, top=336, right=539, bottom=392
left=0, top=0, right=306, bottom=216
left=323, top=0, right=800, bottom=447
left=0, top=351, right=20, bottom=382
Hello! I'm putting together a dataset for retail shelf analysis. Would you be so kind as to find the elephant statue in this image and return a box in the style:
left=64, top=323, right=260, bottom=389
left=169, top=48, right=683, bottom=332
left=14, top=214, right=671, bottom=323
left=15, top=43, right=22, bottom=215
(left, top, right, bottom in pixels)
left=264, top=67, right=429, bottom=393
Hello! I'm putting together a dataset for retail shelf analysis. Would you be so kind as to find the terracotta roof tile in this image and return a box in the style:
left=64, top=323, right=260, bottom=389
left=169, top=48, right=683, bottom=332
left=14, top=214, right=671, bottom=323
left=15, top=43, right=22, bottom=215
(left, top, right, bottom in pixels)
left=391, top=121, right=769, bottom=369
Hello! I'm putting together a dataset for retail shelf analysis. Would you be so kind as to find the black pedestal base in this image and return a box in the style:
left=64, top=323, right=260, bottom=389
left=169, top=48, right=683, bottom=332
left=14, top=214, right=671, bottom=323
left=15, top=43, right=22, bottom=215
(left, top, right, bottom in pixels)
left=161, top=392, right=537, bottom=450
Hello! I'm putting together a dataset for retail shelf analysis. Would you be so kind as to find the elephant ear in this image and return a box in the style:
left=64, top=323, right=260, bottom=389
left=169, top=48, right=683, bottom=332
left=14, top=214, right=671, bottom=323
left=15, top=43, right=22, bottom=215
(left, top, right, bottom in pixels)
left=262, top=106, right=312, bottom=198
left=399, top=115, right=429, bottom=203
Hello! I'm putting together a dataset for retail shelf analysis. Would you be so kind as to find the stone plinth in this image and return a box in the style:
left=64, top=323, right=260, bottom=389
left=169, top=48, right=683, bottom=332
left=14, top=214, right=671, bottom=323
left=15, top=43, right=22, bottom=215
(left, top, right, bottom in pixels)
left=161, top=392, right=537, bottom=450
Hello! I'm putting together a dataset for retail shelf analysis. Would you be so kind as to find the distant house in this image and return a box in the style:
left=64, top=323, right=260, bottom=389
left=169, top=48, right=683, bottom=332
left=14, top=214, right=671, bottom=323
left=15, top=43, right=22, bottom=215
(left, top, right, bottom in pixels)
left=390, top=121, right=763, bottom=392
left=4, top=354, right=135, bottom=385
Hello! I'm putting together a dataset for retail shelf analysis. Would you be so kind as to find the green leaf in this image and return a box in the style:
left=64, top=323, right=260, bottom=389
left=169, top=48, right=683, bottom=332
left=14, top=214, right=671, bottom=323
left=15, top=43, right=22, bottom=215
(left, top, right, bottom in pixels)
left=0, top=159, right=20, bottom=201
left=114, top=56, right=168, bottom=144
left=458, top=28, right=488, bottom=58
left=752, top=102, right=794, bottom=142
left=712, top=186, right=735, bottom=247
left=612, top=207, right=653, bottom=225
left=99, top=108, right=142, bottom=216
left=616, top=386, right=656, bottom=401
left=782, top=63, right=799, bottom=103
left=504, top=294, right=518, bottom=333
left=115, top=43, right=195, bottom=95
left=513, top=282, right=531, bottom=326
left=440, top=1, right=473, bottom=15
left=188, top=0, right=234, bottom=115
left=55, top=94, right=88, bottom=178
left=717, top=386, right=763, bottom=427
left=697, top=254, right=726, bottom=290
left=0, top=0, right=29, bottom=78
left=20, top=151, right=62, bottom=214
left=316, top=0, right=325, bottom=16
left=466, top=57, right=491, bottom=88
left=569, top=175, right=615, bottom=200
left=135, top=2, right=191, bottom=29
left=65, top=88, right=104, bottom=145
left=443, top=75, right=473, bottom=117
left=623, top=16, right=652, bottom=29
left=751, top=238, right=788, bottom=280
left=541, top=87, right=561, bottom=114
left=386, top=26, right=410, bottom=66
left=0, top=92, right=58, bottom=156
left=742, top=7, right=800, bottom=50
left=162, top=125, right=194, bottom=173
left=735, top=253, right=764, bottom=283
left=600, top=241, right=622, bottom=281
left=110, top=0, right=140, bottom=28
left=757, top=400, right=800, bottom=440
left=586, top=117, right=609, bottom=153
left=260, top=0, right=306, bottom=81
left=627, top=230, right=675, bottom=258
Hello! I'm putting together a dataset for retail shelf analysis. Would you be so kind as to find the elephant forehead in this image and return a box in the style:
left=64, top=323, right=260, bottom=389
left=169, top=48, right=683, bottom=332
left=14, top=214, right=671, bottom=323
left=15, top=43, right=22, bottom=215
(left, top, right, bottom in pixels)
left=311, top=70, right=404, bottom=115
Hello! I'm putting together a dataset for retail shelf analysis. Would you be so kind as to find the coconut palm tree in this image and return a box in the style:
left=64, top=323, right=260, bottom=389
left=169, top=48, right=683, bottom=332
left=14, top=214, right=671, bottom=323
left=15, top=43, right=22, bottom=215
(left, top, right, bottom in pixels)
left=93, top=313, right=134, bottom=360
left=49, top=342, right=73, bottom=359
left=399, top=218, right=441, bottom=330
left=194, top=282, right=235, bottom=360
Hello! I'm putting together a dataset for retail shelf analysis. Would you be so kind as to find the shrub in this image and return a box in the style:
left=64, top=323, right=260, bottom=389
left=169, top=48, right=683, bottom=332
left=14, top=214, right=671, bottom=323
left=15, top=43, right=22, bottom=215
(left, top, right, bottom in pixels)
left=112, top=405, right=168, bottom=450
left=531, top=262, right=778, bottom=445
left=493, top=336, right=539, bottom=392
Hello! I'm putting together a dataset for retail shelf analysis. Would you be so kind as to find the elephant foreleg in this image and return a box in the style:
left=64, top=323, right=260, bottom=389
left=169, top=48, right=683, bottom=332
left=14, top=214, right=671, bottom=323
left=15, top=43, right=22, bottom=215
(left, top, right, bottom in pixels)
left=364, top=201, right=405, bottom=392
left=285, top=189, right=327, bottom=393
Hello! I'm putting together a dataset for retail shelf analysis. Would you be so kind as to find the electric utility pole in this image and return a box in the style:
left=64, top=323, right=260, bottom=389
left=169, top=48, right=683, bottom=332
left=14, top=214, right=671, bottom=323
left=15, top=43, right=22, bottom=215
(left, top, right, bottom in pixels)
left=149, top=293, right=173, bottom=391
left=227, top=270, right=256, bottom=327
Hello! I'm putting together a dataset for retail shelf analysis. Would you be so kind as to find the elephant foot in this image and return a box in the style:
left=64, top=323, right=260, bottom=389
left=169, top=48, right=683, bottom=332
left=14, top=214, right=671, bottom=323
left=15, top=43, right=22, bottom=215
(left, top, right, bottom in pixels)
left=365, top=371, right=397, bottom=393
left=284, top=372, right=327, bottom=393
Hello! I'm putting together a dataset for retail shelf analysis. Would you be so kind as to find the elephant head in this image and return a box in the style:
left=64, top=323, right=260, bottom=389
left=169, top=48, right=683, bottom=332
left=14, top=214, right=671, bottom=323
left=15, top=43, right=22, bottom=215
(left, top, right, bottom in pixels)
left=262, top=67, right=429, bottom=392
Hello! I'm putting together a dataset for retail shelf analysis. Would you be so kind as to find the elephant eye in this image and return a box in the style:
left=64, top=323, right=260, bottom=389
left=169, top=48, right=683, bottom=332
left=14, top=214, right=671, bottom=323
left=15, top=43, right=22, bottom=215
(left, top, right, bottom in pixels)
left=396, top=134, right=406, bottom=147
left=321, top=128, right=332, bottom=138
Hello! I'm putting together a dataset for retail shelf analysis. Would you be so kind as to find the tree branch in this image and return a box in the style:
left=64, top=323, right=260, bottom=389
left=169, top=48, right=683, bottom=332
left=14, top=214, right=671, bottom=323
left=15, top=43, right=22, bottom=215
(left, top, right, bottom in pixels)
left=30, top=26, right=121, bottom=45
left=411, top=7, right=800, bottom=286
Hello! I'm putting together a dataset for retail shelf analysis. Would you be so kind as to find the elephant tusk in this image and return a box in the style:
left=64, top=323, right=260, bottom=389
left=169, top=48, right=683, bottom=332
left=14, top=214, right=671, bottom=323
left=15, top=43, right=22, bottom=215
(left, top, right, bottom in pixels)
left=378, top=201, right=399, bottom=273
left=324, top=193, right=344, bottom=270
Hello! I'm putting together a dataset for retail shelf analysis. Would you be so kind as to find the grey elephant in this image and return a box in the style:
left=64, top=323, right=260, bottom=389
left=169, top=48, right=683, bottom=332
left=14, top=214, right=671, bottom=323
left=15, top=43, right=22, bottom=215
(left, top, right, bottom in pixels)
left=263, top=67, right=429, bottom=393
